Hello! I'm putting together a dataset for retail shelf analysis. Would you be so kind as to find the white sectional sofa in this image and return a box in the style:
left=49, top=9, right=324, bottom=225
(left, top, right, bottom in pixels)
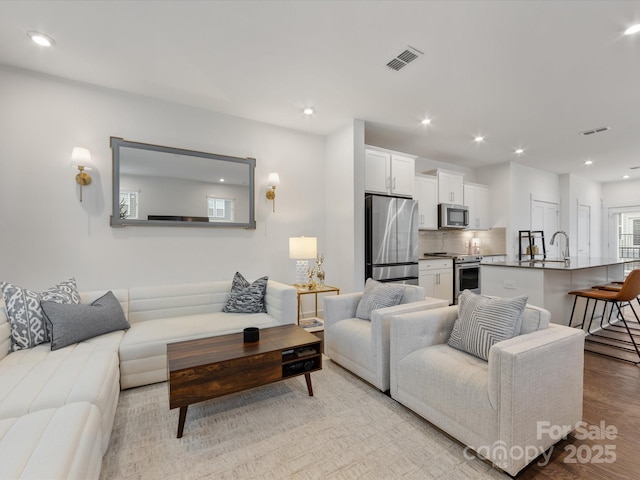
left=0, top=279, right=296, bottom=480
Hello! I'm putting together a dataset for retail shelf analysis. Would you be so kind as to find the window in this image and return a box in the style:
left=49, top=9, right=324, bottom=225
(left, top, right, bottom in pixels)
left=207, top=196, right=234, bottom=222
left=120, top=190, right=139, bottom=219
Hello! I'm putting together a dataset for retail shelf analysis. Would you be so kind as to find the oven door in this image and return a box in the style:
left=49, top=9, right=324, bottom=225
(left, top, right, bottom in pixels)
left=454, top=262, right=481, bottom=303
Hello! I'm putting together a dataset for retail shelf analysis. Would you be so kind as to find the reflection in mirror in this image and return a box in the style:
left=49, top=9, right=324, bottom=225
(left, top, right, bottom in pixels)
left=110, top=138, right=256, bottom=228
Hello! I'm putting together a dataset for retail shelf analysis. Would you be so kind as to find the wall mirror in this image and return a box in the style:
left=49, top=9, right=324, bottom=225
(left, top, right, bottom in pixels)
left=110, top=137, right=256, bottom=229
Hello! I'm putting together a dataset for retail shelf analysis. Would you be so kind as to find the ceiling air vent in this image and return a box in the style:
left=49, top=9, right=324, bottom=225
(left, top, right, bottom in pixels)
left=386, top=46, right=423, bottom=71
left=630, top=166, right=640, bottom=170
left=580, top=126, right=610, bottom=136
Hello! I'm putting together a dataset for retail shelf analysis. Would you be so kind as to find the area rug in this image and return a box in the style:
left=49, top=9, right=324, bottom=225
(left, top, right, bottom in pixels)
left=100, top=358, right=507, bottom=479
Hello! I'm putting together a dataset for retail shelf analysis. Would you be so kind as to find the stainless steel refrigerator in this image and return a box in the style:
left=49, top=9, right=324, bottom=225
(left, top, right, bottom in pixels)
left=365, top=194, right=419, bottom=285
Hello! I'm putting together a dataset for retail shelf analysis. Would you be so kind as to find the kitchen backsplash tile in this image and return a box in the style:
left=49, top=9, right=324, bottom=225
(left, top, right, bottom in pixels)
left=419, top=227, right=506, bottom=256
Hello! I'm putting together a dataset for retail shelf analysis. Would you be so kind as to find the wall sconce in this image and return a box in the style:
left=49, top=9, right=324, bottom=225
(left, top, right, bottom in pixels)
left=70, top=147, right=93, bottom=202
left=289, top=236, right=317, bottom=285
left=265, top=172, right=280, bottom=212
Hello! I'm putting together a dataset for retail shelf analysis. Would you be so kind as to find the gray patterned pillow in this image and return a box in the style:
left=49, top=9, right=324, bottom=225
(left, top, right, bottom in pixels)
left=223, top=272, right=269, bottom=313
left=448, top=290, right=528, bottom=361
left=42, top=291, right=130, bottom=351
left=1, top=278, right=81, bottom=351
left=355, top=278, right=406, bottom=320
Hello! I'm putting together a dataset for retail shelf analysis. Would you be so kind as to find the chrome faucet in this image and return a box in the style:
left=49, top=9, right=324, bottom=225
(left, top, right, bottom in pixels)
left=550, top=231, right=570, bottom=265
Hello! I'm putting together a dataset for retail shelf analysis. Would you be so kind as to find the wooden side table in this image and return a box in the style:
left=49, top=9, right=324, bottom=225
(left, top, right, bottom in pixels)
left=293, top=284, right=340, bottom=329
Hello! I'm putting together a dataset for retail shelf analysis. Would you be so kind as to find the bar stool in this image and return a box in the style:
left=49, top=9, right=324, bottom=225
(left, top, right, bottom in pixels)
left=568, top=269, right=640, bottom=363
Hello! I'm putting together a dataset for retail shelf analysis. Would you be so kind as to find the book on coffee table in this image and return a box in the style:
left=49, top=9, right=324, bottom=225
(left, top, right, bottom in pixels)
left=300, top=317, right=323, bottom=331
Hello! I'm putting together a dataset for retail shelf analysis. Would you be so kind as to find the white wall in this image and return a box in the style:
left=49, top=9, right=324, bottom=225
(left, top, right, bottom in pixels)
left=0, top=66, right=327, bottom=291
left=324, top=120, right=365, bottom=293
left=475, top=162, right=510, bottom=229
left=563, top=174, right=602, bottom=257
left=508, top=163, right=560, bottom=257
left=602, top=179, right=640, bottom=208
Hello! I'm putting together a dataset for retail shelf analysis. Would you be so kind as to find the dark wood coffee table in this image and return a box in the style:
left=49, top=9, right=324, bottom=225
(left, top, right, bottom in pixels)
left=167, top=324, right=322, bottom=438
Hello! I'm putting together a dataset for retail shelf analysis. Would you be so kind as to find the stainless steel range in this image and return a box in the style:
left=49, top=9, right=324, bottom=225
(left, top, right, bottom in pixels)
left=425, top=252, right=482, bottom=303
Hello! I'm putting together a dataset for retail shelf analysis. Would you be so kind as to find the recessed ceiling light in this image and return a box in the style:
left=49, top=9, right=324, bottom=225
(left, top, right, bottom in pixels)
left=624, top=24, right=640, bottom=35
left=219, top=178, right=225, bottom=182
left=27, top=31, right=55, bottom=47
left=623, top=175, right=630, bottom=179
left=421, top=118, right=431, bottom=125
left=584, top=160, right=593, bottom=165
left=514, top=148, right=525, bottom=155
left=474, top=135, right=485, bottom=143
left=303, top=107, right=314, bottom=115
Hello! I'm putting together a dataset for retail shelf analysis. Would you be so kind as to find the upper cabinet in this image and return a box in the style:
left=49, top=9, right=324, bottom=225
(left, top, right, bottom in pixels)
left=414, top=174, right=438, bottom=229
left=436, top=170, right=464, bottom=204
left=364, top=149, right=414, bottom=197
left=464, top=182, right=491, bottom=230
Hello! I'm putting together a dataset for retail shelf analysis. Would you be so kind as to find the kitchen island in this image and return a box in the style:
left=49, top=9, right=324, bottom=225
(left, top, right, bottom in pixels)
left=481, top=257, right=636, bottom=326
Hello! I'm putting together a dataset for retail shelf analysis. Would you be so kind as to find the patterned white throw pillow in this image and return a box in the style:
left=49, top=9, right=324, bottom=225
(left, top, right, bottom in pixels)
left=355, top=278, right=406, bottom=320
left=1, top=278, right=81, bottom=351
left=222, top=272, right=269, bottom=314
left=448, top=290, right=528, bottom=361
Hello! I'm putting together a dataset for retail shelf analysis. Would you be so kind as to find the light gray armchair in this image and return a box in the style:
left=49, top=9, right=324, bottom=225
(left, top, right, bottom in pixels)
left=324, top=284, right=447, bottom=391
left=389, top=304, right=585, bottom=476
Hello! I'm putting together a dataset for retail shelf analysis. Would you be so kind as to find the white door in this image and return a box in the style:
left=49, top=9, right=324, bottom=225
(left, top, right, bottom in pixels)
left=577, top=204, right=591, bottom=258
left=531, top=199, right=559, bottom=258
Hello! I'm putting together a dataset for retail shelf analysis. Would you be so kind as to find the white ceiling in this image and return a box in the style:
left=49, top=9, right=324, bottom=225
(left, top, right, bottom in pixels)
left=1, top=0, right=640, bottom=183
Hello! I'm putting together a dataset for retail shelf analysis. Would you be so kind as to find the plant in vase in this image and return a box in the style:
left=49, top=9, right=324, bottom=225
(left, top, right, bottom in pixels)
left=307, top=265, right=317, bottom=289
left=315, top=253, right=325, bottom=286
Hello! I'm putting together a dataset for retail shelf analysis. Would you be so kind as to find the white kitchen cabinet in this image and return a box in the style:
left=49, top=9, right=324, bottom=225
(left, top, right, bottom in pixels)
left=464, top=183, right=491, bottom=230
left=419, top=259, right=453, bottom=304
left=364, top=149, right=415, bottom=197
left=414, top=175, right=438, bottom=229
left=437, top=170, right=464, bottom=205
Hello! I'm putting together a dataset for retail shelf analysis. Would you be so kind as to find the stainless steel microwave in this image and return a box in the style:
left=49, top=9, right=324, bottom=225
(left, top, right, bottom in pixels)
left=438, top=203, right=469, bottom=229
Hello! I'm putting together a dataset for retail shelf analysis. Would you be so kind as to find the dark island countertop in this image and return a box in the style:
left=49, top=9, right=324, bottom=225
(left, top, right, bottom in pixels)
left=484, top=257, right=636, bottom=271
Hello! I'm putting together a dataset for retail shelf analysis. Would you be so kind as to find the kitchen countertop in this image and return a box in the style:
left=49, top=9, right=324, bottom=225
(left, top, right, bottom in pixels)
left=484, top=257, right=637, bottom=271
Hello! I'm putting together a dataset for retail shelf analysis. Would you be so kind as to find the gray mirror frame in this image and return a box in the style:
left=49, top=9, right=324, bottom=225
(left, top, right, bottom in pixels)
left=110, top=137, right=256, bottom=229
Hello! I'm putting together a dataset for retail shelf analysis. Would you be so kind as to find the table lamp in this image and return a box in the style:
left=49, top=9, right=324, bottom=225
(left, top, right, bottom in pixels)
left=289, top=236, right=317, bottom=285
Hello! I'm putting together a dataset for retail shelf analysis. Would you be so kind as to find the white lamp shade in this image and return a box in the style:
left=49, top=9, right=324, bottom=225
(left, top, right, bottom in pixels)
left=267, top=172, right=280, bottom=187
left=289, top=237, right=317, bottom=259
left=70, top=147, right=93, bottom=170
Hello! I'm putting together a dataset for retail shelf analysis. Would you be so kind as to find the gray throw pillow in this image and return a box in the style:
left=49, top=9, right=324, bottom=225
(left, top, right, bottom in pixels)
left=1, top=278, right=80, bottom=351
left=448, top=290, right=528, bottom=361
left=41, top=291, right=130, bottom=351
left=355, top=278, right=406, bottom=320
left=223, top=272, right=269, bottom=313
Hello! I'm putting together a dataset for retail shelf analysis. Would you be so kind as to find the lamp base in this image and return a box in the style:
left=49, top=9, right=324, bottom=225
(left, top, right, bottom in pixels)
left=295, top=260, right=309, bottom=285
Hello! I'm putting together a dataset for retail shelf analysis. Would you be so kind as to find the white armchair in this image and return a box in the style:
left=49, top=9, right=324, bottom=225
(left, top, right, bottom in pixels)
left=324, top=284, right=447, bottom=391
left=389, top=304, right=585, bottom=476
